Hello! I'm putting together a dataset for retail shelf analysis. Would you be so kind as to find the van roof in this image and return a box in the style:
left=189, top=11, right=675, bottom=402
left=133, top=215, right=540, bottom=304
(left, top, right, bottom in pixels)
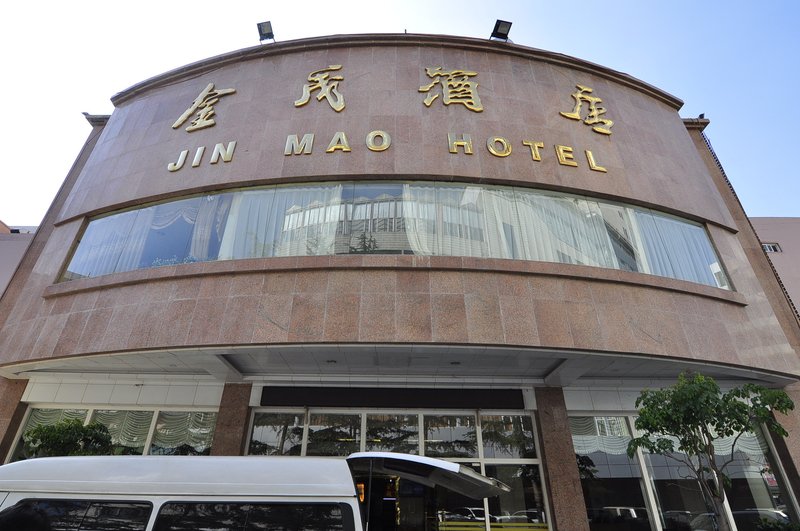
left=0, top=456, right=357, bottom=497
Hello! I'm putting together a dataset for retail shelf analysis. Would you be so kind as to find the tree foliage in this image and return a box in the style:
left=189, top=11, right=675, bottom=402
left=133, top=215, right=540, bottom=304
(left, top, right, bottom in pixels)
left=23, top=418, right=113, bottom=458
left=627, top=373, right=793, bottom=531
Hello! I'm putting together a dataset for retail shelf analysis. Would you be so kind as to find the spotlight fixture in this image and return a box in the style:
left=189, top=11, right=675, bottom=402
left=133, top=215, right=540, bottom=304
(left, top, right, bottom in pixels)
left=490, top=19, right=512, bottom=41
left=257, top=21, right=274, bottom=42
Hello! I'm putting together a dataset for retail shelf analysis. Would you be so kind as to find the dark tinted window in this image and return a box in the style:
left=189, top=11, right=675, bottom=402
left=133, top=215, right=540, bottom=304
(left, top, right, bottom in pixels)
left=154, top=502, right=353, bottom=531
left=25, top=499, right=151, bottom=531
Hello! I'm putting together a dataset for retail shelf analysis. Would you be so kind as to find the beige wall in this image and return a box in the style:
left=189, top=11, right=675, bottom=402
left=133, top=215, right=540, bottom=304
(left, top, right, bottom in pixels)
left=751, top=217, right=800, bottom=309
left=0, top=233, right=33, bottom=296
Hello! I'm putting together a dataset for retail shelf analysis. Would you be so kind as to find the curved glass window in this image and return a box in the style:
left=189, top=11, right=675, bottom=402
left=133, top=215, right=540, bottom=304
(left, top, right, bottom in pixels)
left=62, top=181, right=730, bottom=289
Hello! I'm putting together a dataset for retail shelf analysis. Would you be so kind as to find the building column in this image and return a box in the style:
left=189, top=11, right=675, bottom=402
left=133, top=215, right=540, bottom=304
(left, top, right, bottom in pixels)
left=771, top=383, right=800, bottom=505
left=535, top=387, right=589, bottom=531
left=210, top=382, right=253, bottom=456
left=0, top=377, right=28, bottom=460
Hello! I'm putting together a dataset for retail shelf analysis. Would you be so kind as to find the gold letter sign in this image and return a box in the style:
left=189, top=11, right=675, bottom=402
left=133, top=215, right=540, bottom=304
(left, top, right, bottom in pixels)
left=295, top=65, right=346, bottom=112
left=419, top=67, right=483, bottom=112
left=560, top=84, right=613, bottom=135
left=173, top=83, right=236, bottom=132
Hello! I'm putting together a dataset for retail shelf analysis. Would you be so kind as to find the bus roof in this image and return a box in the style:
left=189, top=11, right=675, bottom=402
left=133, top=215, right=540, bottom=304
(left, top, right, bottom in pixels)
left=0, top=456, right=357, bottom=497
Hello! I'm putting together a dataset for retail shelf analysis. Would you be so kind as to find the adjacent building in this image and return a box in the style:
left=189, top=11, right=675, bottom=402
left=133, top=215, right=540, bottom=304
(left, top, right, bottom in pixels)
left=1, top=34, right=799, bottom=531
left=0, top=221, right=34, bottom=296
left=751, top=217, right=800, bottom=313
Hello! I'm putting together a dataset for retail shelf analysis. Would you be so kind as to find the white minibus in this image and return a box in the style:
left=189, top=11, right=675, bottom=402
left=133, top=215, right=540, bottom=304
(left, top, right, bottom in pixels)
left=0, top=452, right=508, bottom=531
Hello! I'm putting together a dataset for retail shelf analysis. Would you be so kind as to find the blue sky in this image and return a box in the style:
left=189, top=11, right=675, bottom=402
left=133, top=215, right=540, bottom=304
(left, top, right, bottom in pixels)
left=1, top=0, right=797, bottom=225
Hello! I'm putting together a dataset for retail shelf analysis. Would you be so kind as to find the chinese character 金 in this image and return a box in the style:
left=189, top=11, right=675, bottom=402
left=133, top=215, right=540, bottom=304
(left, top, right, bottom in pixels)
left=295, top=65, right=345, bottom=112
left=419, top=66, right=483, bottom=113
left=172, top=83, right=236, bottom=132
left=560, top=84, right=613, bottom=135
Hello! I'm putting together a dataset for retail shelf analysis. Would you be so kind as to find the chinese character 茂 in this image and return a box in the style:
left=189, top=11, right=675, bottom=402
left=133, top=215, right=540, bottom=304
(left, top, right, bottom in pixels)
left=294, top=65, right=345, bottom=112
left=172, top=83, right=236, bottom=132
left=419, top=66, right=483, bottom=113
left=560, top=84, right=613, bottom=135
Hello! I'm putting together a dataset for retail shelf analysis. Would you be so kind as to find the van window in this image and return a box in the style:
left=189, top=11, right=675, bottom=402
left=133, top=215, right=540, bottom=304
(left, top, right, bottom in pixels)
left=154, top=502, right=355, bottom=531
left=24, top=499, right=152, bottom=531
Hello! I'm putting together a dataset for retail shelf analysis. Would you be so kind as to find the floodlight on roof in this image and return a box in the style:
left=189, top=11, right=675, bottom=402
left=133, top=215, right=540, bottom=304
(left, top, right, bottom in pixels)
left=490, top=20, right=512, bottom=41
left=257, top=21, right=274, bottom=42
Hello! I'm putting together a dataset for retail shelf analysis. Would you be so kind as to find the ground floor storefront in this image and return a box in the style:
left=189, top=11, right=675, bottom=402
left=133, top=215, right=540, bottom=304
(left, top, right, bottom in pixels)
left=3, top=379, right=798, bottom=531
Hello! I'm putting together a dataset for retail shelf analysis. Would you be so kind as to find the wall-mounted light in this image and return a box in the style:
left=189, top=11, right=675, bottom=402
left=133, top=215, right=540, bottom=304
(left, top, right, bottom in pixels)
left=490, top=19, right=512, bottom=41
left=257, top=21, right=274, bottom=42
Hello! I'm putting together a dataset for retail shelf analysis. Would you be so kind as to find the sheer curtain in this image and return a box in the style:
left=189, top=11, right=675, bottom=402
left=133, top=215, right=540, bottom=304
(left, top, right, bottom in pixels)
left=635, top=209, right=723, bottom=287
left=64, top=182, right=730, bottom=290
left=92, top=410, right=153, bottom=454
left=64, top=212, right=138, bottom=279
left=218, top=189, right=276, bottom=259
left=403, top=183, right=437, bottom=255
left=515, top=190, right=616, bottom=267
left=188, top=194, right=233, bottom=261
left=149, top=411, right=217, bottom=455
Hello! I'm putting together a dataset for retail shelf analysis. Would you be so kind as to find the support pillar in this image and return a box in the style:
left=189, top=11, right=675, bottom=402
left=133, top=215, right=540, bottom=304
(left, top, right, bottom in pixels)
left=771, top=383, right=800, bottom=510
left=210, top=382, right=253, bottom=456
left=0, top=377, right=28, bottom=461
left=535, top=387, right=589, bottom=531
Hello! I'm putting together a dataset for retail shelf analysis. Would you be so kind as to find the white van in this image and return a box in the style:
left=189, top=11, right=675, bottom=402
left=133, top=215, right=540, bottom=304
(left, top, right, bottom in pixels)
left=0, top=452, right=508, bottom=531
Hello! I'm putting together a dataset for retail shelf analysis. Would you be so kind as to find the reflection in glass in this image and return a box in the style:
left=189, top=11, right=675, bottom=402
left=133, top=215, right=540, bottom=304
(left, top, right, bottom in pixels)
left=718, top=429, right=797, bottom=530
left=570, top=416, right=652, bottom=531
left=424, top=415, right=477, bottom=458
left=249, top=412, right=304, bottom=455
left=597, top=203, right=644, bottom=273
left=156, top=502, right=346, bottom=531
left=481, top=415, right=536, bottom=459
left=32, top=500, right=152, bottom=531
left=149, top=411, right=217, bottom=455
left=63, top=182, right=729, bottom=290
left=306, top=413, right=361, bottom=456
left=485, top=465, right=547, bottom=530
left=92, top=409, right=154, bottom=455
left=366, top=414, right=419, bottom=454
left=644, top=428, right=797, bottom=531
left=13, top=408, right=88, bottom=461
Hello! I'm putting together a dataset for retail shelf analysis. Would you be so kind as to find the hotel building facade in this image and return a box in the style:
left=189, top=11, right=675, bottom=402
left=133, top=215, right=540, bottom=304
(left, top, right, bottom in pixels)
left=1, top=34, right=799, bottom=531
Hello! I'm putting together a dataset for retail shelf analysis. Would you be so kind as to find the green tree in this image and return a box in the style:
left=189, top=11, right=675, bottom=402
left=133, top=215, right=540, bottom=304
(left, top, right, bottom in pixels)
left=627, top=373, right=794, bottom=531
left=23, top=418, right=112, bottom=458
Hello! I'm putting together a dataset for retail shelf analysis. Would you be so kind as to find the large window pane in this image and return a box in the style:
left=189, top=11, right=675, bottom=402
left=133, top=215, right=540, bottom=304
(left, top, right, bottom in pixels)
left=514, top=190, right=616, bottom=268
left=272, top=184, right=345, bottom=257
left=62, top=182, right=730, bottom=290
left=634, top=209, right=729, bottom=288
left=249, top=412, right=304, bottom=455
left=12, top=408, right=88, bottom=461
left=485, top=465, right=547, bottom=530
left=149, top=411, right=216, bottom=455
left=714, top=429, right=794, bottom=531
left=597, top=203, right=645, bottom=273
left=424, top=414, right=477, bottom=458
left=63, top=211, right=139, bottom=280
left=481, top=414, right=536, bottom=459
left=345, top=183, right=408, bottom=255
left=306, top=413, right=360, bottom=456
left=91, top=409, right=153, bottom=455
left=365, top=413, right=419, bottom=454
left=570, top=416, right=653, bottom=531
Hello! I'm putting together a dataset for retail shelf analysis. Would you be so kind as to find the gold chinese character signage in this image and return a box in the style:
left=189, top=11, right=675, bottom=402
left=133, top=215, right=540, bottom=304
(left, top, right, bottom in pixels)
left=560, top=84, right=613, bottom=135
left=295, top=65, right=345, bottom=112
left=419, top=66, right=483, bottom=112
left=173, top=83, right=236, bottom=132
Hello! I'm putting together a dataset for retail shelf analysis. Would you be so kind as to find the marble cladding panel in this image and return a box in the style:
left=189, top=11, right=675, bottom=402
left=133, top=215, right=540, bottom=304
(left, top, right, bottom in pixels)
left=56, top=39, right=733, bottom=230
left=3, top=267, right=799, bottom=377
